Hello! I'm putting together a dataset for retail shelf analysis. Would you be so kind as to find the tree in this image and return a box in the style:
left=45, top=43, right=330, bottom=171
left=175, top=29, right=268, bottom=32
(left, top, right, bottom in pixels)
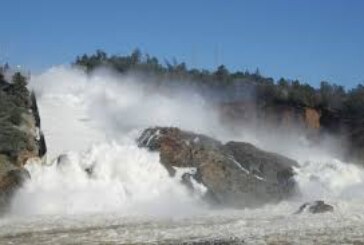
left=130, top=49, right=142, bottom=65
left=319, top=81, right=346, bottom=110
left=345, top=84, right=364, bottom=116
left=72, top=49, right=364, bottom=116
left=214, top=65, right=229, bottom=82
left=0, top=70, right=5, bottom=83
left=12, top=72, right=27, bottom=88
left=4, top=62, right=9, bottom=71
left=10, top=72, right=29, bottom=107
left=95, top=49, right=107, bottom=61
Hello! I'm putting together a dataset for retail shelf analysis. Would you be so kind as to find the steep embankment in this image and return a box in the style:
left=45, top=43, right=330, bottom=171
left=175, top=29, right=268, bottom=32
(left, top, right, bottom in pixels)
left=0, top=73, right=46, bottom=210
left=219, top=101, right=321, bottom=134
left=319, top=108, right=364, bottom=163
left=219, top=101, right=364, bottom=163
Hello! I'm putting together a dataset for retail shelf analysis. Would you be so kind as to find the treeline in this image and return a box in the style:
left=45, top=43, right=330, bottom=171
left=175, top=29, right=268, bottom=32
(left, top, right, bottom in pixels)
left=74, top=49, right=364, bottom=117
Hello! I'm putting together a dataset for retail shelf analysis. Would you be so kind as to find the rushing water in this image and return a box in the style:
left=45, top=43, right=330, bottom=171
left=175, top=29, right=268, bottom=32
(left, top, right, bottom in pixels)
left=1, top=67, right=364, bottom=244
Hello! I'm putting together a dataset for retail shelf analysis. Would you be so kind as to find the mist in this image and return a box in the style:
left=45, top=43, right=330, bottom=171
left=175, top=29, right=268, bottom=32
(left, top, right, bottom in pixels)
left=7, top=66, right=364, bottom=217
left=29, top=66, right=345, bottom=161
left=30, top=66, right=227, bottom=154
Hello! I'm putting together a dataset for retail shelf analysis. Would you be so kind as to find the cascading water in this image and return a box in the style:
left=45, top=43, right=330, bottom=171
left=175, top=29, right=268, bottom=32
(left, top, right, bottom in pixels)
left=1, top=66, right=364, bottom=244
left=9, top=67, right=209, bottom=217
left=10, top=142, right=207, bottom=216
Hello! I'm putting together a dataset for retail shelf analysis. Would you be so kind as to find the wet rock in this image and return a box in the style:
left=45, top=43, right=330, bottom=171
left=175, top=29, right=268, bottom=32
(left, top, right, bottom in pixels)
left=56, top=154, right=71, bottom=166
left=138, top=127, right=298, bottom=207
left=38, top=131, right=47, bottom=158
left=294, top=200, right=334, bottom=214
left=0, top=154, right=30, bottom=211
left=56, top=154, right=95, bottom=177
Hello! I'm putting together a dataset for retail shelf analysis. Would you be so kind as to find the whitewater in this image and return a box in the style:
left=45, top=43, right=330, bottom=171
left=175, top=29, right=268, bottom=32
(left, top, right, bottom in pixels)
left=1, top=67, right=364, bottom=244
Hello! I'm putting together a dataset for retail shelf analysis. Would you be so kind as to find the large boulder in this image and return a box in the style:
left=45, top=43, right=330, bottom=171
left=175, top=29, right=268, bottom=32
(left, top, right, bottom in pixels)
left=138, top=127, right=298, bottom=207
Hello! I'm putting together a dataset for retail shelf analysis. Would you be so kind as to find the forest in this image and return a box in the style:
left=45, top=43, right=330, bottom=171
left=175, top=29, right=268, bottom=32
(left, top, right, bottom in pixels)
left=74, top=49, right=364, bottom=119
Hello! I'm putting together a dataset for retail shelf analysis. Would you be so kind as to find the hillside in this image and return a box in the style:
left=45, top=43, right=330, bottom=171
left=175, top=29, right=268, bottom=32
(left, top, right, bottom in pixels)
left=0, top=69, right=46, bottom=211
left=74, top=50, right=364, bottom=164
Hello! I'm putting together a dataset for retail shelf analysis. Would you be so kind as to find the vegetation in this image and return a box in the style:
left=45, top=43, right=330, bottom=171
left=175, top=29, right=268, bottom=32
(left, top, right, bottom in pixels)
left=0, top=70, right=32, bottom=162
left=74, top=49, right=364, bottom=118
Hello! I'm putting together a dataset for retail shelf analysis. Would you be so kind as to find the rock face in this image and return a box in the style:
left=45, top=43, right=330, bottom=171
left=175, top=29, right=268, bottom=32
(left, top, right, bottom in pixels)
left=0, top=73, right=46, bottom=212
left=219, top=101, right=321, bottom=136
left=219, top=100, right=364, bottom=165
left=138, top=127, right=298, bottom=207
left=320, top=108, right=364, bottom=164
left=294, top=200, right=334, bottom=214
left=0, top=154, right=30, bottom=212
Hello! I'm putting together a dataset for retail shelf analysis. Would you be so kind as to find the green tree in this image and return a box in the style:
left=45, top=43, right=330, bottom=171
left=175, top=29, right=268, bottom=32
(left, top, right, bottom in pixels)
left=12, top=72, right=27, bottom=88
left=130, top=49, right=142, bottom=66
left=345, top=84, right=364, bottom=116
left=10, top=72, right=29, bottom=107
left=214, top=65, right=229, bottom=83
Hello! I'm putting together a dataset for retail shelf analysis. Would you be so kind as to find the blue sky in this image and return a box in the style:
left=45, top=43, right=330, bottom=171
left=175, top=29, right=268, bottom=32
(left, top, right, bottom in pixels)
left=0, top=0, right=363, bottom=87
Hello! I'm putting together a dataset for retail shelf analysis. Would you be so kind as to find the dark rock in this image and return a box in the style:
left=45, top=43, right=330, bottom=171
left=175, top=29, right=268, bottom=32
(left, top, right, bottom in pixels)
left=38, top=131, right=47, bottom=158
left=57, top=154, right=94, bottom=177
left=30, top=91, right=41, bottom=128
left=294, top=200, right=334, bottom=214
left=181, top=172, right=195, bottom=191
left=84, top=167, right=94, bottom=176
left=0, top=154, right=30, bottom=211
left=56, top=154, right=70, bottom=166
left=138, top=127, right=298, bottom=207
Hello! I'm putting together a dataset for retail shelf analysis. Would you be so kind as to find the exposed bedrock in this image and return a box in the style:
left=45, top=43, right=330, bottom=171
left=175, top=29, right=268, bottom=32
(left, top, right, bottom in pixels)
left=138, top=127, right=298, bottom=207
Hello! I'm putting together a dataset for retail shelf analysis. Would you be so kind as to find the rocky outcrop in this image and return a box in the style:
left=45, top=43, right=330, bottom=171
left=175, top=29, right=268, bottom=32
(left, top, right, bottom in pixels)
left=0, top=74, right=46, bottom=211
left=219, top=100, right=364, bottom=165
left=319, top=108, right=364, bottom=164
left=138, top=127, right=298, bottom=207
left=0, top=154, right=30, bottom=212
left=305, top=108, right=321, bottom=130
left=219, top=101, right=321, bottom=134
left=30, top=91, right=47, bottom=159
left=294, top=200, right=334, bottom=214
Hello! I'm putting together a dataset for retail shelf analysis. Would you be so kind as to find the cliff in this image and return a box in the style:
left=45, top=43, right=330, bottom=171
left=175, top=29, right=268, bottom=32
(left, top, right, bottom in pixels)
left=0, top=73, right=46, bottom=211
left=320, top=108, right=364, bottom=163
left=219, top=100, right=364, bottom=164
left=219, top=101, right=321, bottom=136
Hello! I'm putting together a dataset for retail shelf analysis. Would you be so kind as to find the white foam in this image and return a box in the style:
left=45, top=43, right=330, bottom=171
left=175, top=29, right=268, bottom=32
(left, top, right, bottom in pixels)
left=10, top=67, right=214, bottom=216
left=10, top=140, right=206, bottom=216
left=12, top=66, right=364, bottom=219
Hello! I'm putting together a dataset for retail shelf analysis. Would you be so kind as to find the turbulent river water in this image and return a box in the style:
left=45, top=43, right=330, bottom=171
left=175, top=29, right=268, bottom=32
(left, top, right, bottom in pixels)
left=1, top=67, right=364, bottom=244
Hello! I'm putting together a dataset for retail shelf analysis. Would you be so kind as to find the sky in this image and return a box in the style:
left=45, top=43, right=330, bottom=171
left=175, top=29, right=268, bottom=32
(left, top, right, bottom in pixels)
left=0, top=0, right=363, bottom=87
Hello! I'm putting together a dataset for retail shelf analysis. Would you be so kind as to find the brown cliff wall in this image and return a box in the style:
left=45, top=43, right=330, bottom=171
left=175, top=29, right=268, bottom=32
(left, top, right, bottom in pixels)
left=304, top=108, right=321, bottom=130
left=219, top=101, right=321, bottom=134
left=219, top=101, right=364, bottom=164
